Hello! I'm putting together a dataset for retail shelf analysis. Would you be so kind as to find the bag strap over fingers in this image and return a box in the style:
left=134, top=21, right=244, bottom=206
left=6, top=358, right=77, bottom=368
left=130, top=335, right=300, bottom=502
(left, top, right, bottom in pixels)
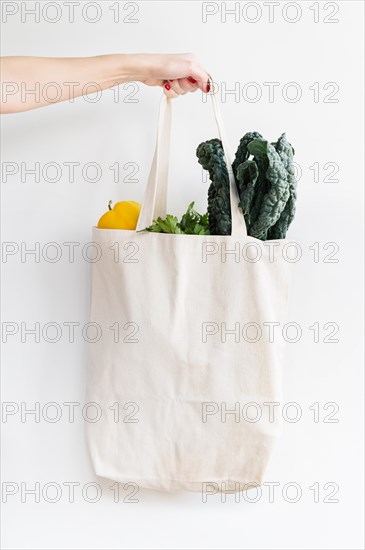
left=136, top=76, right=247, bottom=237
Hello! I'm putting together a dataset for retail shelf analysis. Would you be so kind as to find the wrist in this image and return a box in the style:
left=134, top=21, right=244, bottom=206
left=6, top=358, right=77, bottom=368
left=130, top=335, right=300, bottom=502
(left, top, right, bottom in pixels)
left=103, top=53, right=160, bottom=84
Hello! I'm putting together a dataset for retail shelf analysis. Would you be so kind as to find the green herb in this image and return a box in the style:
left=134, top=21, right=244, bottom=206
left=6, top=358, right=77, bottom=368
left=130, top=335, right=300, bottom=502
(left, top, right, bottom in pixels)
left=141, top=202, right=210, bottom=235
left=179, top=202, right=209, bottom=235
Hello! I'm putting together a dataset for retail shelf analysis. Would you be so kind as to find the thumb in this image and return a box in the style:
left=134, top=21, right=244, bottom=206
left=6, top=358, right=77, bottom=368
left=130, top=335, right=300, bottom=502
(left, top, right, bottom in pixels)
left=188, top=70, right=211, bottom=93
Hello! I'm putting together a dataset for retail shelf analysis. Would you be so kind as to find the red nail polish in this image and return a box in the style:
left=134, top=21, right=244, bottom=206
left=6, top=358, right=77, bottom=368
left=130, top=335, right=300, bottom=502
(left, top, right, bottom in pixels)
left=206, top=82, right=210, bottom=93
left=164, top=83, right=171, bottom=91
left=188, top=77, right=197, bottom=84
left=169, top=80, right=174, bottom=82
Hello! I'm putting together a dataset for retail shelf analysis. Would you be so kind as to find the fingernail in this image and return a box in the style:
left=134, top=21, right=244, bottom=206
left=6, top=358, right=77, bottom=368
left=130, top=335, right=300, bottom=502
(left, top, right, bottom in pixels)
left=169, top=80, right=174, bottom=82
left=188, top=77, right=197, bottom=84
left=206, top=82, right=210, bottom=93
left=164, top=83, right=171, bottom=91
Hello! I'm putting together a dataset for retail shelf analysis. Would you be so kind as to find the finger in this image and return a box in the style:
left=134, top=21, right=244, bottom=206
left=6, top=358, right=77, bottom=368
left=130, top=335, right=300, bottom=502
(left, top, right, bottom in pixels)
left=163, top=82, right=179, bottom=98
left=177, top=77, right=197, bottom=93
left=188, top=69, right=211, bottom=93
left=166, top=79, right=187, bottom=96
left=153, top=79, right=165, bottom=88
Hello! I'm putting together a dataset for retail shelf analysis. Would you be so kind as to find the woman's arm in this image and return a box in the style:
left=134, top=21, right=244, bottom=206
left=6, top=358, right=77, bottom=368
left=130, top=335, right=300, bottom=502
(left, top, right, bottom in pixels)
left=0, top=53, right=210, bottom=114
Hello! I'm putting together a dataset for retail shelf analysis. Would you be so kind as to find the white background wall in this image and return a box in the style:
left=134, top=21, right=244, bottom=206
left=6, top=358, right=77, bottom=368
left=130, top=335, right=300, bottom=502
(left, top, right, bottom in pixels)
left=1, top=1, right=364, bottom=549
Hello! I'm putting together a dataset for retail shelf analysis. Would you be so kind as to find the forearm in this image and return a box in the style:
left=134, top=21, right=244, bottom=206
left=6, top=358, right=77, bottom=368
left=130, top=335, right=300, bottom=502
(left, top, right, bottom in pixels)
left=0, top=54, right=152, bottom=114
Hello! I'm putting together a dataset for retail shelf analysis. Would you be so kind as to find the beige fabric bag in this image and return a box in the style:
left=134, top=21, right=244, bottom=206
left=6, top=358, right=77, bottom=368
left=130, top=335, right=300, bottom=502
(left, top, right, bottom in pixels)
left=86, top=88, right=293, bottom=492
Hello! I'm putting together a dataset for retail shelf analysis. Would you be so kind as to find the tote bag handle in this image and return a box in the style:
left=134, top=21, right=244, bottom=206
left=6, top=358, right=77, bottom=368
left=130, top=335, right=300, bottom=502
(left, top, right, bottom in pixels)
left=136, top=76, right=248, bottom=237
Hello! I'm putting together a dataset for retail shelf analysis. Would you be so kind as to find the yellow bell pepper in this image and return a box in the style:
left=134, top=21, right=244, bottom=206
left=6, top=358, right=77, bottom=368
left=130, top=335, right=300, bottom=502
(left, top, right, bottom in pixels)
left=97, top=200, right=141, bottom=230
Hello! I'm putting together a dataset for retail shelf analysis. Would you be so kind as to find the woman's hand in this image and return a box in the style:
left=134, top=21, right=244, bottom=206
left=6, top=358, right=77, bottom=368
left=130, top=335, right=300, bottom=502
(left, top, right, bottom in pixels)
left=135, top=53, right=210, bottom=97
left=0, top=53, right=210, bottom=114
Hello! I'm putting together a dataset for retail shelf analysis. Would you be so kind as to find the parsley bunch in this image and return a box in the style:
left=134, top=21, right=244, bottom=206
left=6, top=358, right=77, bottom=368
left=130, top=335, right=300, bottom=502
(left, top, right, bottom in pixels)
left=142, top=202, right=209, bottom=235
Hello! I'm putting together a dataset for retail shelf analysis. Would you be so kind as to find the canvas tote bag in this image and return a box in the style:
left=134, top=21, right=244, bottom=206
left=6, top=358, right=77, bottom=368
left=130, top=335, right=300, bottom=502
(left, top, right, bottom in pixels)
left=86, top=85, right=293, bottom=492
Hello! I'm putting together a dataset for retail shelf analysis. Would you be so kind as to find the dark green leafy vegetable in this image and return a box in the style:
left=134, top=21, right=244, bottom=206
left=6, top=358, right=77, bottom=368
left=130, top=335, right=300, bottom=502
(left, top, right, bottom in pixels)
left=140, top=132, right=297, bottom=239
left=236, top=160, right=259, bottom=227
left=196, top=131, right=297, bottom=240
left=245, top=138, right=289, bottom=240
left=196, top=139, right=232, bottom=235
left=267, top=133, right=297, bottom=239
left=232, top=131, right=263, bottom=179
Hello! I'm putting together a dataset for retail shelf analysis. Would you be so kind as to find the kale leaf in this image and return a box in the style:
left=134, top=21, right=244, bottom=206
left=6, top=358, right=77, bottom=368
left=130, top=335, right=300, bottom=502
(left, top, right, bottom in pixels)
left=196, top=131, right=297, bottom=240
